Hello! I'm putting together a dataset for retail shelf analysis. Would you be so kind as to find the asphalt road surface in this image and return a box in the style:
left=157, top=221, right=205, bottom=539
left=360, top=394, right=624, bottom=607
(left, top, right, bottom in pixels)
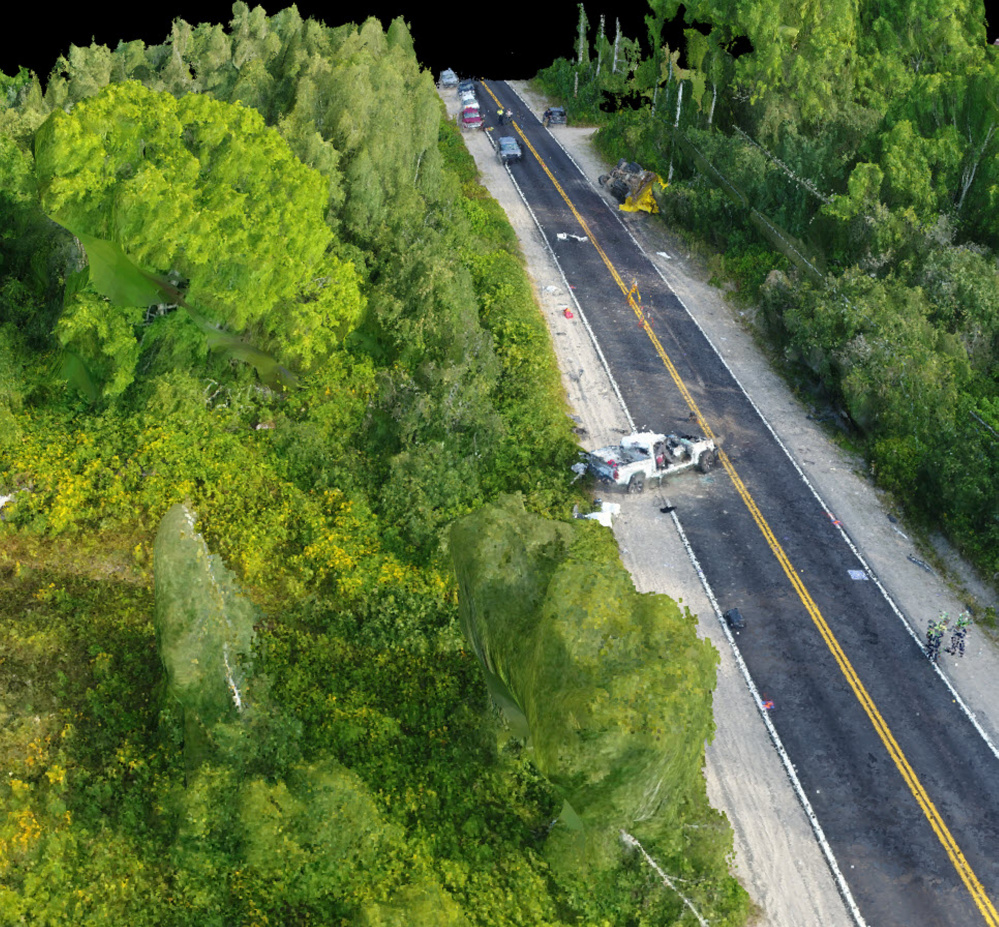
left=479, top=80, right=999, bottom=927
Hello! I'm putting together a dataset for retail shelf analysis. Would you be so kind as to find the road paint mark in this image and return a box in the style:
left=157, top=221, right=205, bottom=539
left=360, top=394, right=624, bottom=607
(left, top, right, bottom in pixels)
left=478, top=79, right=867, bottom=927
left=670, top=506, right=868, bottom=926
left=480, top=79, right=999, bottom=927
left=479, top=95, right=634, bottom=433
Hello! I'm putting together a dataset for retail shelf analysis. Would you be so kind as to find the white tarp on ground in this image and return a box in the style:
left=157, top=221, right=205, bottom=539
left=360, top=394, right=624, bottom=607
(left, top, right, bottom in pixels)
left=581, top=500, right=621, bottom=528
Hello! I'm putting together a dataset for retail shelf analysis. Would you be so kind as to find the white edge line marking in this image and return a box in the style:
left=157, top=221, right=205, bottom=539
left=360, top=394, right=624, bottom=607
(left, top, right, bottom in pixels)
left=672, top=510, right=868, bottom=927
left=491, top=88, right=865, bottom=925
left=508, top=79, right=999, bottom=765
left=494, top=132, right=635, bottom=433
left=612, top=192, right=999, bottom=765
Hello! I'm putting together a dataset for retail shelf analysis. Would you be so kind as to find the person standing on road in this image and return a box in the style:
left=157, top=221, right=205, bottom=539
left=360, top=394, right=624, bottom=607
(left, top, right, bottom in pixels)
left=497, top=107, right=505, bottom=126
left=946, top=612, right=971, bottom=657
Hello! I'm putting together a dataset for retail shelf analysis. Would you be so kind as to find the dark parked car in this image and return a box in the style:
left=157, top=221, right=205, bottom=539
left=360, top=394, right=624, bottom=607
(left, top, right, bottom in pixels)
left=723, top=608, right=746, bottom=631
left=457, top=79, right=477, bottom=95
left=543, top=106, right=566, bottom=127
left=497, top=136, right=522, bottom=164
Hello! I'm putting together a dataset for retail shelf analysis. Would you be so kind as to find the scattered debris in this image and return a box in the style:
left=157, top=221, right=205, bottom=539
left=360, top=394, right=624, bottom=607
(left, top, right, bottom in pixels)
left=660, top=505, right=675, bottom=514
left=556, top=233, right=589, bottom=242
left=574, top=500, right=621, bottom=527
left=724, top=608, right=746, bottom=630
left=563, top=308, right=574, bottom=319
left=907, top=555, right=933, bottom=573
left=891, top=525, right=909, bottom=540
left=0, top=490, right=25, bottom=520
left=656, top=251, right=672, bottom=259
left=848, top=569, right=869, bottom=581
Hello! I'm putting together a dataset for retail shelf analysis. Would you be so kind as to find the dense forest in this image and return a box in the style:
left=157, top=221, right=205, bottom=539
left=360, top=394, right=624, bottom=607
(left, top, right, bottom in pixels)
left=539, top=0, right=999, bottom=598
left=0, top=5, right=749, bottom=925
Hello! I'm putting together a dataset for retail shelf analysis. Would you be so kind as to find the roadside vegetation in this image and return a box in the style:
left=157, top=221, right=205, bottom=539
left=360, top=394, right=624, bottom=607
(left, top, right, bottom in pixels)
left=537, top=0, right=999, bottom=590
left=0, top=5, right=749, bottom=924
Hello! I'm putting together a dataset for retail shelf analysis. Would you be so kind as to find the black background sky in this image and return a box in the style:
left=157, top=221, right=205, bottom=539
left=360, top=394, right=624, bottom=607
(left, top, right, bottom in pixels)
left=3, top=2, right=658, bottom=85
left=5, top=3, right=999, bottom=91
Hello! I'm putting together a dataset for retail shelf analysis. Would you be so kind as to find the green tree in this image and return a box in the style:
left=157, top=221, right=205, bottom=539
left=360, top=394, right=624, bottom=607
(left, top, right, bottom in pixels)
left=154, top=503, right=257, bottom=770
left=451, top=496, right=720, bottom=874
left=33, top=81, right=364, bottom=387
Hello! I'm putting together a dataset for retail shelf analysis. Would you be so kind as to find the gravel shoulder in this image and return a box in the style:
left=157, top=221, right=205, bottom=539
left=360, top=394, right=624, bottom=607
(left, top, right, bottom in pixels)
left=442, top=80, right=999, bottom=927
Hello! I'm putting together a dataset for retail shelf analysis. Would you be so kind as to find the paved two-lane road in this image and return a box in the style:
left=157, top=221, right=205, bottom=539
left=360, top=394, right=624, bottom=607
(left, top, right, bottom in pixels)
left=480, top=79, right=999, bottom=927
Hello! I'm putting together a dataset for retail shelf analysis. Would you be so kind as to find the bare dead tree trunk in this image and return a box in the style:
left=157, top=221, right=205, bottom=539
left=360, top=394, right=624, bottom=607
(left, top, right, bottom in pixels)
left=621, top=832, right=709, bottom=927
left=668, top=81, right=684, bottom=183
left=956, top=123, right=996, bottom=215
left=596, top=14, right=605, bottom=76
left=612, top=18, right=621, bottom=74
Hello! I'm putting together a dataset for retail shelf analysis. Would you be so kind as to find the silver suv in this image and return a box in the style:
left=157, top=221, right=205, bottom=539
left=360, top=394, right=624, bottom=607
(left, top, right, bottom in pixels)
left=497, top=136, right=522, bottom=164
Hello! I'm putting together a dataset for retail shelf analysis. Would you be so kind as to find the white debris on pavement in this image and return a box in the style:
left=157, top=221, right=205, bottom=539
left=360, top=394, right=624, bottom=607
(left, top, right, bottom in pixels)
left=556, top=233, right=589, bottom=242
left=580, top=500, right=621, bottom=528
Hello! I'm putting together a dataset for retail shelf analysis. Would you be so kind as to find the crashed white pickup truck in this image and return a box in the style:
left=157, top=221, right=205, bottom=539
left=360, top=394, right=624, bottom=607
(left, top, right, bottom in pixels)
left=579, top=431, right=717, bottom=493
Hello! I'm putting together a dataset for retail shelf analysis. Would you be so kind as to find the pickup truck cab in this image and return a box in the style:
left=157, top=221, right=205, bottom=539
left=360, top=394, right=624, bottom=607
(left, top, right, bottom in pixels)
left=582, top=431, right=717, bottom=493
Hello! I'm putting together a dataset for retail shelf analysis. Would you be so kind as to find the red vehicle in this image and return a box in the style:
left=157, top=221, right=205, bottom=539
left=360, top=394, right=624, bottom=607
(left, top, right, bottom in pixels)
left=460, top=106, right=484, bottom=130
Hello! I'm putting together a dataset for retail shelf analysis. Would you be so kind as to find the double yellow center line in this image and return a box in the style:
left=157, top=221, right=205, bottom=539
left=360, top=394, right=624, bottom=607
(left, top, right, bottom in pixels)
left=480, top=81, right=999, bottom=925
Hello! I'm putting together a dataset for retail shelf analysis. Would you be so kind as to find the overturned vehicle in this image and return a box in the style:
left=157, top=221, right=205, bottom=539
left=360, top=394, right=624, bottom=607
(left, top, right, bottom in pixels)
left=597, top=159, right=665, bottom=213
